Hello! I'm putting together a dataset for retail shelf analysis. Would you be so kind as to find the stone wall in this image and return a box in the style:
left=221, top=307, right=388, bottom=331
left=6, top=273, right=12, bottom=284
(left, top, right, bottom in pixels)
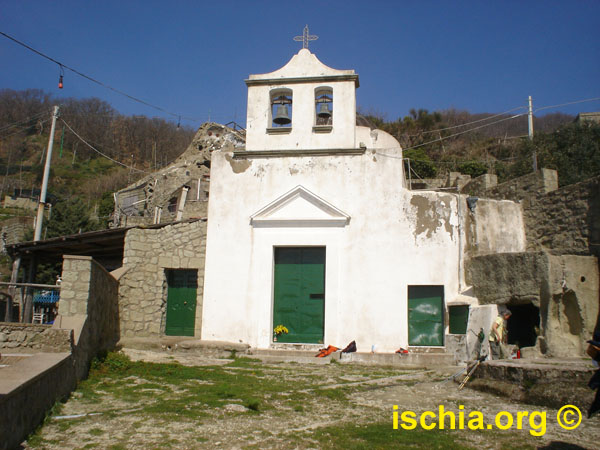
left=0, top=216, right=33, bottom=252
left=460, top=173, right=498, bottom=195
left=463, top=168, right=558, bottom=202
left=0, top=353, right=75, bottom=450
left=523, top=175, right=600, bottom=256
left=0, top=323, right=72, bottom=352
left=0, top=256, right=119, bottom=449
left=118, top=219, right=207, bottom=338
left=2, top=196, right=37, bottom=211
left=57, top=255, right=120, bottom=378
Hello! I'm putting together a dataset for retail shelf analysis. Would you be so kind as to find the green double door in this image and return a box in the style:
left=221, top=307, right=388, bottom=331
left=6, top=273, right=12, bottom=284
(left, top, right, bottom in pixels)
left=408, top=285, right=444, bottom=346
left=273, top=247, right=325, bottom=344
left=165, top=269, right=198, bottom=336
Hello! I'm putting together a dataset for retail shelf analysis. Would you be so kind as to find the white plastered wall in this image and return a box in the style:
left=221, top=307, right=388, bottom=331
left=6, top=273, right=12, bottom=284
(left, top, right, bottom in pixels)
left=201, top=126, right=472, bottom=352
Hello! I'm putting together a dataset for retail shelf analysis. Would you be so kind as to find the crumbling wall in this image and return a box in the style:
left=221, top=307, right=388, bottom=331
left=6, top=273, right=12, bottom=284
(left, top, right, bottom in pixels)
left=464, top=198, right=525, bottom=256
left=467, top=252, right=599, bottom=357
left=118, top=219, right=207, bottom=338
left=114, top=123, right=244, bottom=227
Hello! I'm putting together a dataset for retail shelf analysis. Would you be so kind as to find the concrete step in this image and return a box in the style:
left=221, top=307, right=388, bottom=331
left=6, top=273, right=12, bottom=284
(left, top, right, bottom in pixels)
left=118, top=339, right=456, bottom=368
left=248, top=348, right=455, bottom=367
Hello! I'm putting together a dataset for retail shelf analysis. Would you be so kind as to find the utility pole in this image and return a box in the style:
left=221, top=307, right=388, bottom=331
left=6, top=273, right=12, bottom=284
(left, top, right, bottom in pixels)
left=34, top=105, right=59, bottom=241
left=528, top=96, right=534, bottom=140
left=24, top=105, right=58, bottom=322
left=528, top=96, right=537, bottom=171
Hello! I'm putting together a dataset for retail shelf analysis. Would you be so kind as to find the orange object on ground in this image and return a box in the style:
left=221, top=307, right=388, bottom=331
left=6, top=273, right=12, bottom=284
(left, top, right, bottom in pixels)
left=316, top=345, right=339, bottom=357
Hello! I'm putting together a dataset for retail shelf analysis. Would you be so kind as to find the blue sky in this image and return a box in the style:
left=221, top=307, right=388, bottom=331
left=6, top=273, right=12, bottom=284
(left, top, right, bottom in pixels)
left=1, top=1, right=599, bottom=128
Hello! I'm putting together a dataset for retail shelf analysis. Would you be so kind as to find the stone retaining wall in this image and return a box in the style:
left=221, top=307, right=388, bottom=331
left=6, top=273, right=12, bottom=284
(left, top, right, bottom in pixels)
left=0, top=255, right=120, bottom=449
left=0, top=216, right=33, bottom=251
left=464, top=168, right=558, bottom=202
left=524, top=175, right=600, bottom=256
left=0, top=323, right=72, bottom=352
left=118, top=219, right=207, bottom=338
left=0, top=353, right=75, bottom=450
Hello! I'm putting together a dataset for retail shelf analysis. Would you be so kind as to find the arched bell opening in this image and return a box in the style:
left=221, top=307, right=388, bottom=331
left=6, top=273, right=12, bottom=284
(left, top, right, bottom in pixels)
left=270, top=88, right=293, bottom=127
left=315, top=87, right=333, bottom=126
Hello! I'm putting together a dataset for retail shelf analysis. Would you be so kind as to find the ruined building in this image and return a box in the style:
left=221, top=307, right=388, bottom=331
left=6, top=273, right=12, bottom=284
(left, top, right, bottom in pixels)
left=113, top=123, right=244, bottom=227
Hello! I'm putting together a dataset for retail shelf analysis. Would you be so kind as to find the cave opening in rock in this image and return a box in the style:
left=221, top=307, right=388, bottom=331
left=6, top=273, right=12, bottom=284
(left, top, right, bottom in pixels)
left=507, top=303, right=540, bottom=348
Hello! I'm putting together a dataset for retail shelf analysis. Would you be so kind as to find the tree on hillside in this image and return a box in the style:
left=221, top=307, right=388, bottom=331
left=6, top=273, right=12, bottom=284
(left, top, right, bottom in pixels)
left=506, top=122, right=600, bottom=186
left=45, top=197, right=99, bottom=238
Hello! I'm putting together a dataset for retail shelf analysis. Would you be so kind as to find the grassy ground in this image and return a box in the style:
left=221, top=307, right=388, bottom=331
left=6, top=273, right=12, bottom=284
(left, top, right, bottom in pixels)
left=24, top=351, right=599, bottom=449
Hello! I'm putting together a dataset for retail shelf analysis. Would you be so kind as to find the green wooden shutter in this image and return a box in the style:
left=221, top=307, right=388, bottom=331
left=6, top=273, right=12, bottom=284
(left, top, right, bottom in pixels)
left=408, top=285, right=444, bottom=346
left=449, top=305, right=469, bottom=334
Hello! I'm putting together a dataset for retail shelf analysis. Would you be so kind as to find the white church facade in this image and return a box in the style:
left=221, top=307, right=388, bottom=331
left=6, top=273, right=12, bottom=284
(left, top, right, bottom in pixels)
left=200, top=48, right=525, bottom=353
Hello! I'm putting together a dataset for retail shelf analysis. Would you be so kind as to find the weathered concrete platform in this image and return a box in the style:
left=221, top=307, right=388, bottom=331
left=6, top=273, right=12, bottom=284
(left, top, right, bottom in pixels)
left=118, top=337, right=251, bottom=358
left=466, top=357, right=597, bottom=410
left=475, top=357, right=595, bottom=383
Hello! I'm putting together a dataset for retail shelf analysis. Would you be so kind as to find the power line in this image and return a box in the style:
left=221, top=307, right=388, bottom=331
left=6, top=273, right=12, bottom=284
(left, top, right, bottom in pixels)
left=0, top=119, right=51, bottom=139
left=61, top=119, right=147, bottom=173
left=0, top=109, right=51, bottom=133
left=405, top=105, right=527, bottom=137
left=0, top=30, right=201, bottom=123
left=534, top=96, right=600, bottom=113
left=394, top=96, right=599, bottom=139
left=401, top=113, right=527, bottom=152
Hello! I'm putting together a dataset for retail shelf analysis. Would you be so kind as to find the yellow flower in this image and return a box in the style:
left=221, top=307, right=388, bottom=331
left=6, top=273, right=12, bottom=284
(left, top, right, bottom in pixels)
left=274, top=325, right=289, bottom=335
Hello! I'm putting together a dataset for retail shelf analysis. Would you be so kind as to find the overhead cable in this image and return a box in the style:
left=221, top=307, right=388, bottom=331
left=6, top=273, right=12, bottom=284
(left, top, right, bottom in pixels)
left=0, top=30, right=200, bottom=122
left=402, top=113, right=527, bottom=151
left=534, top=96, right=600, bottom=113
left=405, top=105, right=528, bottom=137
left=0, top=119, right=50, bottom=139
left=61, top=119, right=147, bottom=173
left=0, top=109, right=51, bottom=133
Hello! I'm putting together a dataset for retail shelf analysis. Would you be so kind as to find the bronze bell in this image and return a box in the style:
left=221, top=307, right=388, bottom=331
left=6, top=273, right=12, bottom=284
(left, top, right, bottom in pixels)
left=273, top=105, right=291, bottom=125
left=317, top=102, right=331, bottom=118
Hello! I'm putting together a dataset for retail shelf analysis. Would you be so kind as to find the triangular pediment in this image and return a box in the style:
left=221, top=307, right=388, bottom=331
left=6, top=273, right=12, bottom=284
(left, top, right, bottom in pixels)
left=250, top=186, right=350, bottom=228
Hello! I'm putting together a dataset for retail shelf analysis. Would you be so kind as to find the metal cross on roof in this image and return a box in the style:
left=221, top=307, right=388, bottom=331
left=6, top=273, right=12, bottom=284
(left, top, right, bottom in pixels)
left=294, top=25, right=318, bottom=49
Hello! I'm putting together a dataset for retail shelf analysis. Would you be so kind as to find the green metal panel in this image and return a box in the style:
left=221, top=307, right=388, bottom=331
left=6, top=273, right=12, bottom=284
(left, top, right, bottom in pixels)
left=273, top=247, right=325, bottom=344
left=165, top=269, right=197, bottom=336
left=408, top=285, right=444, bottom=346
left=448, top=305, right=469, bottom=335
